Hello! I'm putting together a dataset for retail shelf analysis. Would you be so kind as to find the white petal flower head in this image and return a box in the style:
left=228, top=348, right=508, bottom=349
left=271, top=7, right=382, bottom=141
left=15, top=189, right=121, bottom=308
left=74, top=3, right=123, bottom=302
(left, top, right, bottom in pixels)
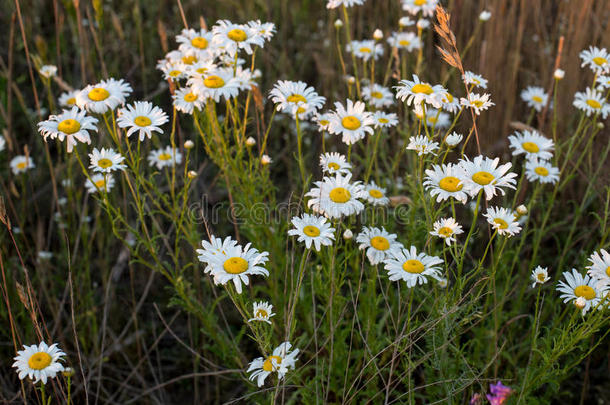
left=159, top=60, right=188, bottom=81
left=347, top=40, right=384, bottom=62
left=586, top=249, right=610, bottom=288
left=212, top=20, right=264, bottom=56
left=422, top=109, right=450, bottom=128
left=37, top=107, right=99, bottom=152
left=458, top=155, right=517, bottom=200
left=573, top=87, right=609, bottom=118
left=430, top=217, right=464, bottom=246
left=314, top=112, right=333, bottom=132
left=406, top=135, right=439, bottom=156
left=387, top=32, right=422, bottom=52
left=460, top=93, right=494, bottom=115
left=479, top=10, right=492, bottom=21
left=395, top=75, right=446, bottom=109
left=327, top=0, right=366, bottom=9
left=175, top=28, right=215, bottom=58
left=463, top=71, right=488, bottom=89
left=557, top=269, right=607, bottom=315
left=305, top=173, right=365, bottom=219
left=248, top=20, right=276, bottom=42
left=58, top=90, right=80, bottom=108
left=13, top=342, right=65, bottom=384
left=440, top=92, right=461, bottom=113
left=10, top=155, right=35, bottom=175
left=373, top=111, right=398, bottom=129
left=148, top=146, right=183, bottom=170
left=521, top=86, right=549, bottom=112
left=233, top=66, right=258, bottom=91
left=328, top=99, right=375, bottom=145
left=288, top=213, right=335, bottom=251
left=191, top=68, right=240, bottom=102
left=38, top=65, right=57, bottom=79
left=248, top=301, right=275, bottom=324
left=362, top=84, right=395, bottom=108
left=484, top=206, right=522, bottom=237
left=595, top=75, right=610, bottom=90
left=320, top=152, right=352, bottom=175
left=76, top=78, right=132, bottom=114
left=196, top=235, right=240, bottom=274
left=384, top=245, right=443, bottom=287
left=423, top=163, right=469, bottom=204
left=402, top=0, right=438, bottom=17
left=508, top=130, right=554, bottom=161
left=117, top=101, right=169, bottom=141
left=525, top=158, right=560, bottom=184
left=207, top=242, right=269, bottom=293
left=173, top=87, right=204, bottom=114
left=88, top=148, right=126, bottom=173
left=247, top=342, right=299, bottom=387
left=364, top=181, right=390, bottom=206
left=445, top=132, right=463, bottom=147
left=85, top=174, right=115, bottom=193
left=356, top=226, right=403, bottom=265
left=269, top=80, right=326, bottom=120
left=531, top=266, right=550, bottom=288
left=579, top=46, right=610, bottom=74
left=0, top=134, right=5, bottom=152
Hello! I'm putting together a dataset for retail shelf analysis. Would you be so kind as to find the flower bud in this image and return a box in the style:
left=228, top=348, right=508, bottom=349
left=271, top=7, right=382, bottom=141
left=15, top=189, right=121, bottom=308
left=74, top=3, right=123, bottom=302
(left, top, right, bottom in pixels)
left=554, top=69, right=565, bottom=80
left=187, top=170, right=197, bottom=179
left=574, top=296, right=586, bottom=310
left=417, top=19, right=430, bottom=29
left=516, top=205, right=528, bottom=216
left=261, top=155, right=272, bottom=165
left=479, top=11, right=491, bottom=21
left=184, top=140, right=194, bottom=149
left=399, top=17, right=413, bottom=28
left=62, top=367, right=75, bottom=377
left=373, top=29, right=383, bottom=41
left=347, top=75, right=356, bottom=85
left=334, top=19, right=343, bottom=29
left=246, top=136, right=256, bottom=146
left=343, top=229, right=353, bottom=240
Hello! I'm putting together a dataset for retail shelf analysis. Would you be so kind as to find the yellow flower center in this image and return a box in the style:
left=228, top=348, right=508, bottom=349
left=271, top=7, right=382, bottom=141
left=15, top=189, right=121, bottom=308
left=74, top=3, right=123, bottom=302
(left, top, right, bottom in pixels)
left=184, top=92, right=198, bottom=102
left=28, top=352, right=52, bottom=370
left=537, top=273, right=546, bottom=281
left=592, top=56, right=608, bottom=66
left=319, top=119, right=329, bottom=126
left=303, top=225, right=321, bottom=237
left=16, top=162, right=27, bottom=169
left=97, top=158, right=113, bottom=169
left=88, top=87, right=110, bottom=101
left=196, top=67, right=209, bottom=74
left=94, top=179, right=106, bottom=188
left=532, top=96, right=543, bottom=103
left=204, top=75, right=225, bottom=88
left=227, top=28, right=248, bottom=42
left=402, top=259, right=424, bottom=274
left=169, top=70, right=182, bottom=78
left=191, top=36, right=208, bottom=49
left=606, top=266, right=610, bottom=277
left=444, top=93, right=454, bottom=102
left=370, top=91, right=383, bottom=99
left=223, top=257, right=249, bottom=274
left=586, top=99, right=602, bottom=109
left=522, top=141, right=539, bottom=153
left=158, top=153, right=172, bottom=161
left=439, top=176, right=463, bottom=192
left=399, top=40, right=411, bottom=46
left=262, top=355, right=282, bottom=372
left=67, top=97, right=76, bottom=105
left=255, top=309, right=268, bottom=318
left=57, top=119, right=81, bottom=135
left=415, top=0, right=427, bottom=5
left=472, top=100, right=484, bottom=108
left=287, top=94, right=307, bottom=104
left=369, top=189, right=384, bottom=198
left=329, top=187, right=351, bottom=203
left=359, top=47, right=372, bottom=53
left=378, top=118, right=389, bottom=124
left=134, top=116, right=152, bottom=127
left=411, top=83, right=433, bottom=95
left=370, top=236, right=390, bottom=251
left=472, top=171, right=494, bottom=185
left=342, top=116, right=361, bottom=130
left=438, top=226, right=453, bottom=237
left=493, top=218, right=509, bottom=229
left=182, top=55, right=197, bottom=65
left=428, top=116, right=437, bottom=123
left=574, top=285, right=596, bottom=300
left=328, top=162, right=340, bottom=171
left=534, top=166, right=549, bottom=177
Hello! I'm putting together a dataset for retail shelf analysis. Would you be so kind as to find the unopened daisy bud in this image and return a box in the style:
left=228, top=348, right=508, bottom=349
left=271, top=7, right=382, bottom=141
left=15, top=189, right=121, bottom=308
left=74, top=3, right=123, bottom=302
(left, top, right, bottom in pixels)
left=553, top=69, right=565, bottom=80
left=184, top=140, right=194, bottom=149
left=399, top=17, right=413, bottom=28
left=187, top=170, right=197, bottom=179
left=373, top=29, right=383, bottom=41
left=574, top=296, right=586, bottom=310
left=343, top=229, right=353, bottom=240
left=445, top=132, right=463, bottom=147
left=516, top=205, right=528, bottom=216
left=334, top=19, right=343, bottom=29
left=438, top=278, right=448, bottom=288
left=596, top=122, right=604, bottom=129
left=347, top=76, right=356, bottom=85
left=479, top=11, right=492, bottom=21
left=246, top=136, right=256, bottom=146
left=261, top=154, right=272, bottom=165
left=62, top=367, right=75, bottom=377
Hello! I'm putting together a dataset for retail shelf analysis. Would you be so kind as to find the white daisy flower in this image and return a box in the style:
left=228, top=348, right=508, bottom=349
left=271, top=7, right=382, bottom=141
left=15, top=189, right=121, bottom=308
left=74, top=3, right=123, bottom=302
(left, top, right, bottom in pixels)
left=422, top=109, right=450, bottom=128
left=185, top=59, right=217, bottom=78
left=148, top=146, right=183, bottom=170
left=595, top=75, right=610, bottom=90
left=463, top=71, right=488, bottom=89
left=248, top=301, right=275, bottom=324
left=327, top=0, right=366, bottom=8
left=190, top=68, right=240, bottom=102
left=401, top=0, right=438, bottom=17
left=10, top=155, right=35, bottom=175
left=165, top=46, right=199, bottom=65
left=458, top=155, right=517, bottom=200
left=579, top=46, right=610, bottom=74
left=269, top=80, right=326, bottom=120
left=247, top=20, right=276, bottom=42
left=557, top=269, right=607, bottom=315
left=305, top=173, right=365, bottom=219
left=212, top=20, right=264, bottom=56
left=288, top=213, right=335, bottom=251
left=525, top=158, right=560, bottom=184
left=508, top=130, right=554, bottom=161
left=521, top=86, right=549, bottom=112
left=173, top=87, right=205, bottom=114
left=13, top=342, right=65, bottom=384
left=37, top=107, right=99, bottom=152
left=484, top=206, right=521, bottom=236
left=586, top=249, right=610, bottom=288
left=479, top=10, right=492, bottom=21
left=347, top=40, right=384, bottom=61
left=440, top=92, right=461, bottom=113
left=159, top=60, right=188, bottom=81
left=58, top=90, right=80, bottom=108
left=88, top=148, right=126, bottom=173
left=76, top=78, right=132, bottom=114
left=314, top=112, right=333, bottom=132
left=430, top=217, right=463, bottom=245
left=196, top=235, right=240, bottom=274
left=460, top=93, right=494, bottom=115
left=531, top=266, right=550, bottom=288
left=384, top=245, right=443, bottom=287
left=356, top=226, right=402, bottom=265
left=363, top=181, right=390, bottom=205
left=387, top=31, right=422, bottom=52
left=406, top=135, right=439, bottom=156
left=417, top=19, right=430, bottom=29
left=233, top=67, right=258, bottom=91
left=175, top=28, right=215, bottom=58
left=395, top=75, right=446, bottom=109
left=328, top=100, right=375, bottom=145
left=207, top=242, right=269, bottom=293
left=117, top=101, right=168, bottom=141
left=445, top=132, right=463, bottom=147
left=362, top=84, right=394, bottom=108
left=373, top=111, right=398, bottom=129
left=85, top=173, right=115, bottom=193
left=320, top=152, right=352, bottom=175
left=573, top=87, right=609, bottom=118
left=247, top=342, right=299, bottom=387
left=38, top=65, right=57, bottom=79
left=424, top=163, right=469, bottom=204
